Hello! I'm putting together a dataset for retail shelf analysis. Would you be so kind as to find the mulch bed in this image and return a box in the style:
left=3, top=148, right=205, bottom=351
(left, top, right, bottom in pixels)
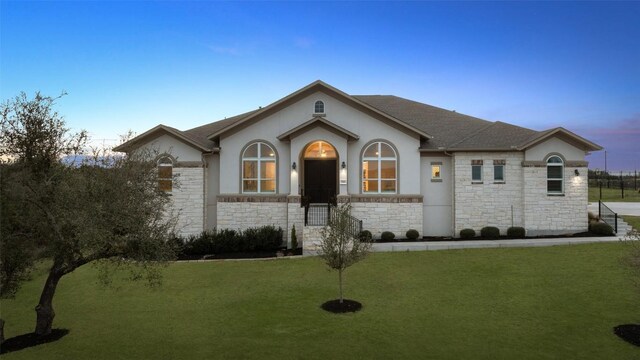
left=0, top=329, right=70, bottom=354
left=372, top=231, right=612, bottom=243
left=614, top=324, right=640, bottom=347
left=321, top=299, right=362, bottom=314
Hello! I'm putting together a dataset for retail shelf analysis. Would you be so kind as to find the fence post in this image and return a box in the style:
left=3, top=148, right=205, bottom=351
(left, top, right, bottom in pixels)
left=599, top=181, right=602, bottom=200
left=598, top=200, right=601, bottom=219
left=635, top=170, right=637, bottom=190
left=621, top=173, right=624, bottom=199
left=615, top=213, right=618, bottom=233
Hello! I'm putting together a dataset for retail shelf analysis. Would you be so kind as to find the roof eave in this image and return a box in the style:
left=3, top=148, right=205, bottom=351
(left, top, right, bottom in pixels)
left=112, top=125, right=212, bottom=153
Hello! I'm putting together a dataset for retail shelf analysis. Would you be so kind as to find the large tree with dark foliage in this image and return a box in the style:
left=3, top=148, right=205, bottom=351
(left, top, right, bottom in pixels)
left=0, top=92, right=177, bottom=338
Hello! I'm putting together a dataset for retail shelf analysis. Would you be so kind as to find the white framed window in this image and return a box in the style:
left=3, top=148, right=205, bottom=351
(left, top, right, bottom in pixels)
left=493, top=160, right=505, bottom=182
left=471, top=160, right=483, bottom=183
left=547, top=155, right=564, bottom=194
left=157, top=156, right=173, bottom=192
left=242, top=142, right=276, bottom=193
left=314, top=100, right=325, bottom=114
left=362, top=141, right=397, bottom=193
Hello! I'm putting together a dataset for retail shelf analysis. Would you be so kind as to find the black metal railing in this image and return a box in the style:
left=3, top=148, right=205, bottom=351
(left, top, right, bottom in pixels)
left=304, top=203, right=363, bottom=239
left=305, top=203, right=331, bottom=226
left=330, top=207, right=363, bottom=239
left=599, top=200, right=618, bottom=233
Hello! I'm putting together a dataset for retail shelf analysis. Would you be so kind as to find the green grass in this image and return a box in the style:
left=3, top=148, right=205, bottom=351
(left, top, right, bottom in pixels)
left=1, top=243, right=639, bottom=359
left=623, top=216, right=640, bottom=231
left=589, top=186, right=640, bottom=202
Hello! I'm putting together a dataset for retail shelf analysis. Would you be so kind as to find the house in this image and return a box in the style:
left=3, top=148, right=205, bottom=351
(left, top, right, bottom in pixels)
left=114, top=80, right=602, bottom=248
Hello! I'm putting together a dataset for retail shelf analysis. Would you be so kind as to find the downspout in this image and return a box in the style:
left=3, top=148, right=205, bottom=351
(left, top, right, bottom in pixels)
left=201, top=152, right=208, bottom=232
left=444, top=150, right=455, bottom=237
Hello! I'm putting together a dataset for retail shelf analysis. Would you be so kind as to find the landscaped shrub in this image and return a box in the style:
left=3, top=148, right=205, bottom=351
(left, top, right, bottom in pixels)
left=358, top=230, right=373, bottom=242
left=588, top=211, right=599, bottom=222
left=480, top=226, right=500, bottom=239
left=590, top=222, right=614, bottom=236
left=181, top=226, right=284, bottom=256
left=507, top=226, right=526, bottom=239
left=406, top=229, right=420, bottom=240
left=166, top=235, right=185, bottom=254
left=291, top=225, right=298, bottom=249
left=459, top=228, right=476, bottom=239
left=380, top=231, right=395, bottom=241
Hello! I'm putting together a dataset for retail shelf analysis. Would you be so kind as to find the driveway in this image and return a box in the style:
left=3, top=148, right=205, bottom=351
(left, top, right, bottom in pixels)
left=588, top=202, right=640, bottom=216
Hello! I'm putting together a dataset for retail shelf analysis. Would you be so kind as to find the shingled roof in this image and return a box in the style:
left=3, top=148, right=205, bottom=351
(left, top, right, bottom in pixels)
left=116, top=82, right=601, bottom=153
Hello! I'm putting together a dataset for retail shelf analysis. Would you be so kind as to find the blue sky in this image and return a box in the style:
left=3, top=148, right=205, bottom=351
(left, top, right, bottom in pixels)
left=2, top=1, right=639, bottom=171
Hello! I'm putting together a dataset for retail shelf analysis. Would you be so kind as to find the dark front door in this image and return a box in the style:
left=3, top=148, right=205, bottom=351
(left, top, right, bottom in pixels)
left=304, top=159, right=337, bottom=204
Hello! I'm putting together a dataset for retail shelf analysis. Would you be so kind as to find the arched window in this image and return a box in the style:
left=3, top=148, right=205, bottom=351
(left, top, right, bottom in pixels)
left=362, top=141, right=397, bottom=193
left=547, top=155, right=564, bottom=194
left=157, top=156, right=173, bottom=192
left=314, top=100, right=325, bottom=114
left=242, top=142, right=276, bottom=193
left=304, top=140, right=336, bottom=159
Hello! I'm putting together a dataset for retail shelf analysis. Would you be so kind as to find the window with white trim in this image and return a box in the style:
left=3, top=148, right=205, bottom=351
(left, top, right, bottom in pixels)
left=362, top=141, right=397, bottom=193
left=547, top=155, right=564, bottom=194
left=157, top=156, right=173, bottom=192
left=314, top=100, right=325, bottom=114
left=242, top=142, right=276, bottom=193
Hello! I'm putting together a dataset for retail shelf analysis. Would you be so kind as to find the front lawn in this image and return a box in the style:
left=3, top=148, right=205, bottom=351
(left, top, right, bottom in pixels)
left=1, top=243, right=638, bottom=359
left=624, top=216, right=640, bottom=231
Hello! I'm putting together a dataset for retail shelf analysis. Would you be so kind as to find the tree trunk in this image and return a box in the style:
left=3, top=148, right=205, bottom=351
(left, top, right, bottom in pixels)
left=34, top=269, right=63, bottom=336
left=0, top=318, right=5, bottom=345
left=338, top=269, right=343, bottom=303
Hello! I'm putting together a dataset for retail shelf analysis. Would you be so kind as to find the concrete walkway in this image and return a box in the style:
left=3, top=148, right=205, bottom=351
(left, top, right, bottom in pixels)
left=372, top=236, right=626, bottom=252
left=588, top=202, right=640, bottom=216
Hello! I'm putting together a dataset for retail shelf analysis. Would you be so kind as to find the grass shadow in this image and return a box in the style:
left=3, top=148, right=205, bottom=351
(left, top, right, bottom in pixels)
left=0, top=328, right=70, bottom=354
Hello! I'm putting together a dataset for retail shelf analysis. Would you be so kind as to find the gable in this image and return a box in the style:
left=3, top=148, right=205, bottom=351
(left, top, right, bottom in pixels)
left=131, top=133, right=204, bottom=162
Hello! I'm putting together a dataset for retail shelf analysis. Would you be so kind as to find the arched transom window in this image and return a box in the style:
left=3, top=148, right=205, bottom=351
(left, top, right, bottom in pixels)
left=362, top=141, right=397, bottom=193
left=157, top=156, right=173, bottom=192
left=547, top=155, right=564, bottom=194
left=304, top=140, right=336, bottom=159
left=242, top=142, right=276, bottom=193
left=314, top=100, right=325, bottom=114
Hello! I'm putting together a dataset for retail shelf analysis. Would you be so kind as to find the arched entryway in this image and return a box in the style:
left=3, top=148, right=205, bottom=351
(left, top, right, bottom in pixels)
left=301, top=140, right=338, bottom=204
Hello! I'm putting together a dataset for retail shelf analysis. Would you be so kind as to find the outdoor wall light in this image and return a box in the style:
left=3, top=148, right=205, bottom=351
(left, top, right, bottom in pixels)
left=341, top=161, right=346, bottom=169
left=574, top=169, right=580, bottom=176
left=292, top=162, right=297, bottom=170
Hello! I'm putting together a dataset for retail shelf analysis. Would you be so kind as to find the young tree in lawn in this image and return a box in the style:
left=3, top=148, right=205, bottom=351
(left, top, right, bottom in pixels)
left=1, top=92, right=178, bottom=336
left=319, top=204, right=371, bottom=304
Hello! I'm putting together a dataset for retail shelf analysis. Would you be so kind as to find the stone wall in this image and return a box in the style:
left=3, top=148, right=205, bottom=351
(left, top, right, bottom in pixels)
left=453, top=152, right=524, bottom=235
left=171, top=167, right=205, bottom=236
left=302, top=226, right=323, bottom=256
left=217, top=196, right=288, bottom=235
left=523, top=166, right=588, bottom=235
left=349, top=195, right=423, bottom=239
left=287, top=196, right=305, bottom=248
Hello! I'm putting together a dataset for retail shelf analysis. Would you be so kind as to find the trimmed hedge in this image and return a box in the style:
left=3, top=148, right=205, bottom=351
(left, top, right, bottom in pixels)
left=480, top=226, right=500, bottom=239
left=359, top=230, right=373, bottom=242
left=460, top=228, right=476, bottom=239
left=406, top=229, right=420, bottom=240
left=381, top=231, right=396, bottom=241
left=182, top=226, right=284, bottom=255
left=507, top=227, right=526, bottom=239
left=590, top=222, right=614, bottom=236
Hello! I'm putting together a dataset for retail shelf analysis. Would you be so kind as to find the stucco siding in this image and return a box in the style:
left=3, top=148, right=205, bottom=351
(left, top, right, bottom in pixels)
left=525, top=137, right=586, bottom=161
left=421, top=155, right=453, bottom=236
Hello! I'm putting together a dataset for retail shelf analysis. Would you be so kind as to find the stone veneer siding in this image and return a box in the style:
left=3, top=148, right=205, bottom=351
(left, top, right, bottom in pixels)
left=171, top=167, right=205, bottom=236
left=349, top=195, right=423, bottom=239
left=454, top=152, right=524, bottom=235
left=217, top=195, right=288, bottom=235
left=523, top=165, right=588, bottom=235
left=287, top=196, right=305, bottom=248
